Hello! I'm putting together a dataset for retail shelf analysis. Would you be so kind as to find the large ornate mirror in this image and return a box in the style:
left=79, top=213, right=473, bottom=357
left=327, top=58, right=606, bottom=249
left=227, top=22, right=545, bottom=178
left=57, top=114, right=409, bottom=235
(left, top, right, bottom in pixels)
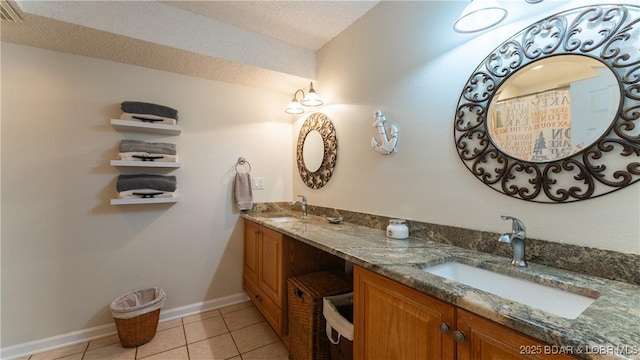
left=454, top=4, right=639, bottom=203
left=296, top=112, right=337, bottom=189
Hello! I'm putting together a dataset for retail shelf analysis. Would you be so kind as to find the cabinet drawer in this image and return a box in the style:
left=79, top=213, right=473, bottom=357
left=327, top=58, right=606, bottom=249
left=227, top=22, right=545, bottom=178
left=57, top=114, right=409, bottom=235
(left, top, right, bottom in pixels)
left=243, top=275, right=285, bottom=336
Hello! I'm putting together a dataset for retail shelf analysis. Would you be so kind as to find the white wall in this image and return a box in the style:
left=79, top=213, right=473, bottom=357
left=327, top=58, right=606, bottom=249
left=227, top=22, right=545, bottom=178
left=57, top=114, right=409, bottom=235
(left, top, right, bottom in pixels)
left=1, top=43, right=293, bottom=347
left=297, top=1, right=639, bottom=254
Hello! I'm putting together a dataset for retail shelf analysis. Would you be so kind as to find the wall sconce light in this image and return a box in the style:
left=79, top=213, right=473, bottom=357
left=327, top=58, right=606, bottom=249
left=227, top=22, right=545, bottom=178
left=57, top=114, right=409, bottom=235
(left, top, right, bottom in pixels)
left=285, top=82, right=323, bottom=114
left=453, top=0, right=508, bottom=33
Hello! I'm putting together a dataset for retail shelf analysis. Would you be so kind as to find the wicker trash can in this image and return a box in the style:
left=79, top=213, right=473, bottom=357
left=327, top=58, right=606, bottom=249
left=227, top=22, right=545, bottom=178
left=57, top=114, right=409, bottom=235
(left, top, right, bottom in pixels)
left=288, top=271, right=352, bottom=360
left=110, top=287, right=166, bottom=348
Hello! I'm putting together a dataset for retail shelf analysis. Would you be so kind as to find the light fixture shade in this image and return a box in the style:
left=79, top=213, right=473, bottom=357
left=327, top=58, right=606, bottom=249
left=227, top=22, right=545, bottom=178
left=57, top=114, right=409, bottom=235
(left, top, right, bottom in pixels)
left=300, top=82, right=323, bottom=107
left=453, top=0, right=508, bottom=33
left=285, top=100, right=305, bottom=114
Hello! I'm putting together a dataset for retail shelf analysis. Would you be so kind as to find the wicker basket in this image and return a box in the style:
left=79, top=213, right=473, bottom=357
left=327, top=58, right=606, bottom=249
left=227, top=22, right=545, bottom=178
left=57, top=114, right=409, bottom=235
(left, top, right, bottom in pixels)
left=110, top=287, right=165, bottom=348
left=113, top=308, right=161, bottom=348
left=288, top=270, right=352, bottom=360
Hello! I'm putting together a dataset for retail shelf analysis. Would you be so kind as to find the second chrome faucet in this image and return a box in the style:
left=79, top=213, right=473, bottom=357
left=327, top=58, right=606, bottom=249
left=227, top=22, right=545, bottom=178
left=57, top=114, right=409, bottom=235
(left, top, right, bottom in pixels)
left=292, top=195, right=307, bottom=218
left=499, top=215, right=527, bottom=267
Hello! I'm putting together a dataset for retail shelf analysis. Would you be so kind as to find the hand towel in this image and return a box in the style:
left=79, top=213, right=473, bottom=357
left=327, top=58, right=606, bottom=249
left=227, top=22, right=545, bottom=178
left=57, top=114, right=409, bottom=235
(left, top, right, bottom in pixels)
left=116, top=174, right=177, bottom=192
left=234, top=172, right=253, bottom=211
left=119, top=140, right=177, bottom=155
left=120, top=101, right=179, bottom=120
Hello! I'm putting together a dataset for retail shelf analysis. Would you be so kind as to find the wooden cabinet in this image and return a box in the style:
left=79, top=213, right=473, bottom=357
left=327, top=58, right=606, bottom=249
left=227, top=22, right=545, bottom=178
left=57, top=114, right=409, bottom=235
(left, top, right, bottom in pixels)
left=243, top=220, right=344, bottom=337
left=243, top=220, right=286, bottom=335
left=259, top=227, right=285, bottom=306
left=456, top=309, right=575, bottom=360
left=354, top=265, right=455, bottom=359
left=354, top=265, right=576, bottom=360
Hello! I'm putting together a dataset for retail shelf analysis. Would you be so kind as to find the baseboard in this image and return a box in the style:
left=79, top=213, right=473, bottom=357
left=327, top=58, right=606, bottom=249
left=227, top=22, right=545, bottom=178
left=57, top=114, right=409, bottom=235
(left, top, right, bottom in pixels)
left=157, top=292, right=249, bottom=322
left=0, top=292, right=249, bottom=360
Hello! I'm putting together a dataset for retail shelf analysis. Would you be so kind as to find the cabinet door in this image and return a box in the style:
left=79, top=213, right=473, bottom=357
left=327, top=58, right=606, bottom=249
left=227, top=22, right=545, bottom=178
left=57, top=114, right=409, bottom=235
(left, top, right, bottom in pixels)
left=354, top=265, right=456, bottom=360
left=243, top=221, right=260, bottom=285
left=456, top=309, right=577, bottom=360
left=259, top=225, right=284, bottom=307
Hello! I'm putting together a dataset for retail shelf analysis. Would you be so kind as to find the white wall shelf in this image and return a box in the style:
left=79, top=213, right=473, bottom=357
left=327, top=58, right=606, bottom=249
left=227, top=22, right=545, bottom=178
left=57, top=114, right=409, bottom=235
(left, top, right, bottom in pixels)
left=111, top=160, right=181, bottom=168
left=110, top=117, right=181, bottom=206
left=111, top=119, right=182, bottom=135
left=110, top=197, right=180, bottom=205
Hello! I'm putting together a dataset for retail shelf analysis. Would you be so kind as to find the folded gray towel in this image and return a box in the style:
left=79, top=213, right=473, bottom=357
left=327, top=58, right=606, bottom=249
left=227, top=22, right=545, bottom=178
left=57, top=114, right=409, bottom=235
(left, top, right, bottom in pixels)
left=116, top=174, right=177, bottom=192
left=234, top=172, right=253, bottom=211
left=119, top=140, right=177, bottom=155
left=121, top=101, right=179, bottom=121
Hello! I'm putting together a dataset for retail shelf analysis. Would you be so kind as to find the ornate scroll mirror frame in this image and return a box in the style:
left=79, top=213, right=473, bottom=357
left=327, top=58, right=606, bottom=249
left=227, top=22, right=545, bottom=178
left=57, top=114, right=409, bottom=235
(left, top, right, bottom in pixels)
left=454, top=4, right=640, bottom=203
left=296, top=112, right=337, bottom=189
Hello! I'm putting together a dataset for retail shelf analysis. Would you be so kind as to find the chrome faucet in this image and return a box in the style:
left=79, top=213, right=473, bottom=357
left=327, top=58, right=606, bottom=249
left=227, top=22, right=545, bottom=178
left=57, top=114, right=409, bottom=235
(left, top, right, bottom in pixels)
left=292, top=195, right=307, bottom=218
left=499, top=215, right=527, bottom=267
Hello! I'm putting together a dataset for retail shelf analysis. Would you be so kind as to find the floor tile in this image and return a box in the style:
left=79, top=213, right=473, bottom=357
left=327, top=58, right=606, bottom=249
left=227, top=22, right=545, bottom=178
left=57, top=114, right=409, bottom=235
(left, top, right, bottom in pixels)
left=88, top=334, right=121, bottom=351
left=83, top=343, right=135, bottom=360
left=136, top=326, right=186, bottom=359
left=23, top=304, right=288, bottom=360
left=184, top=316, right=229, bottom=344
left=157, top=318, right=182, bottom=332
left=182, top=309, right=221, bottom=324
left=222, top=306, right=265, bottom=331
left=219, top=301, right=254, bottom=315
left=137, top=346, right=188, bottom=360
left=240, top=341, right=289, bottom=360
left=231, top=322, right=279, bottom=354
left=187, top=333, right=239, bottom=360
left=30, top=342, right=88, bottom=360
left=54, top=354, right=83, bottom=360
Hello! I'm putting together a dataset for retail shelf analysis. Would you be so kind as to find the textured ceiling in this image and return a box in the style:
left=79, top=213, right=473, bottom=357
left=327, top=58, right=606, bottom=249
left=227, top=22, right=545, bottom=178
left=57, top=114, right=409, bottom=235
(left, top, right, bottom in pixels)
left=161, top=1, right=379, bottom=50
left=2, top=0, right=379, bottom=94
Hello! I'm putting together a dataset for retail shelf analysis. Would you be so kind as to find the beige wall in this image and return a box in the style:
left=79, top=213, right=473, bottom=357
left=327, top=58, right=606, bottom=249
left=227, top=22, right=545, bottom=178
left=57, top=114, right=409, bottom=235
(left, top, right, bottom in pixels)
left=1, top=43, right=293, bottom=347
left=297, top=1, right=639, bottom=254
left=3, top=0, right=639, bottom=351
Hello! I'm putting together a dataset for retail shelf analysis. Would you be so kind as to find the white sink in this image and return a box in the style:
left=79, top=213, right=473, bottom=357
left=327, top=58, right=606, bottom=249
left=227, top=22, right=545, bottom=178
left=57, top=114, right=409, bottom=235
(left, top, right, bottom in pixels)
left=267, top=216, right=298, bottom=223
left=422, top=261, right=598, bottom=319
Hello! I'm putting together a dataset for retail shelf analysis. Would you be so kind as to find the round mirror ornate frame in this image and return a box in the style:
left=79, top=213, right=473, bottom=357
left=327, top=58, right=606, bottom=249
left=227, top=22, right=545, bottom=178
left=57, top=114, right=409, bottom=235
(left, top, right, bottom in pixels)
left=454, top=4, right=639, bottom=203
left=296, top=112, right=337, bottom=189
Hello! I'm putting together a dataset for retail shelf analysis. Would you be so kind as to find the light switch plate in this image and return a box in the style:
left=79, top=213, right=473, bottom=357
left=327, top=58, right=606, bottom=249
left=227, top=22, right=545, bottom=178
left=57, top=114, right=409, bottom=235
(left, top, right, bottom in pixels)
left=253, top=177, right=264, bottom=190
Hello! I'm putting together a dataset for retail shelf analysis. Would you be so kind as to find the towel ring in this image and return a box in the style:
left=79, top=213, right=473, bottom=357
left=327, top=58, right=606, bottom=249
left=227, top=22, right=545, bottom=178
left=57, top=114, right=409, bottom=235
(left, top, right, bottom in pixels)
left=236, top=157, right=251, bottom=173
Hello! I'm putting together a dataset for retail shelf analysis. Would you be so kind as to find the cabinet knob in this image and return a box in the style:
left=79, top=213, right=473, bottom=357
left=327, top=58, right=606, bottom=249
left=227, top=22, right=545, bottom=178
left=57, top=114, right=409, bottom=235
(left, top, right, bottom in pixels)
left=453, top=330, right=466, bottom=343
left=439, top=323, right=450, bottom=334
left=255, top=294, right=262, bottom=302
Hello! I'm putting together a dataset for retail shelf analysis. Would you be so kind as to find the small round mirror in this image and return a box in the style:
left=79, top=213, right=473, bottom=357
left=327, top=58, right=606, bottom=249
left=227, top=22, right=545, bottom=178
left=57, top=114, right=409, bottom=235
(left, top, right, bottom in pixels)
left=296, top=112, right=337, bottom=189
left=487, top=55, right=619, bottom=163
left=303, top=130, right=324, bottom=172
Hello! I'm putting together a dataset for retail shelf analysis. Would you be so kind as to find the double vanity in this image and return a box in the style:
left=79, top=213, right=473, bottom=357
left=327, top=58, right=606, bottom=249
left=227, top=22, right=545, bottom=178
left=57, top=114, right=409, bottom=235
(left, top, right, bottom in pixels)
left=242, top=210, right=639, bottom=360
left=249, top=5, right=640, bottom=359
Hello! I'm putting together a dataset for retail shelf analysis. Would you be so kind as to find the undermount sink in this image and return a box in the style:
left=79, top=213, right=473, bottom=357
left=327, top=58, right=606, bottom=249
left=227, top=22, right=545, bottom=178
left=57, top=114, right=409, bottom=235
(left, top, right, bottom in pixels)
left=267, top=216, right=299, bottom=223
left=422, top=261, right=598, bottom=319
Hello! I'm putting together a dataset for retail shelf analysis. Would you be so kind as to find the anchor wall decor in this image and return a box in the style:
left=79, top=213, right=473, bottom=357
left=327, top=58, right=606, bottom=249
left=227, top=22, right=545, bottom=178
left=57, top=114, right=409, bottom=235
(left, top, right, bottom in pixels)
left=371, top=110, right=399, bottom=155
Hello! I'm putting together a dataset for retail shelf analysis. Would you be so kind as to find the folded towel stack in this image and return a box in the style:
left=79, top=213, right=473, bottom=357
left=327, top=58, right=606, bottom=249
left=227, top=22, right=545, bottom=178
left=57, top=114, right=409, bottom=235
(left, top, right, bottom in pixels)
left=120, top=101, right=179, bottom=125
left=116, top=174, right=177, bottom=199
left=118, top=140, right=178, bottom=162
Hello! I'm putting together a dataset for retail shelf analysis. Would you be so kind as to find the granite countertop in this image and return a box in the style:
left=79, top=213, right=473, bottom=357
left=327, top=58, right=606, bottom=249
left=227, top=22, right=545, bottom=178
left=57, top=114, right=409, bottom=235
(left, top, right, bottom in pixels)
left=242, top=212, right=640, bottom=360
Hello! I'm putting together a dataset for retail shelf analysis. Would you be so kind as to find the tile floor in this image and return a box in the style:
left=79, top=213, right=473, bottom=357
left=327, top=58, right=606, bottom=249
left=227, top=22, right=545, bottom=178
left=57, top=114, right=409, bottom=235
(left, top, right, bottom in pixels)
left=20, top=301, right=289, bottom=360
